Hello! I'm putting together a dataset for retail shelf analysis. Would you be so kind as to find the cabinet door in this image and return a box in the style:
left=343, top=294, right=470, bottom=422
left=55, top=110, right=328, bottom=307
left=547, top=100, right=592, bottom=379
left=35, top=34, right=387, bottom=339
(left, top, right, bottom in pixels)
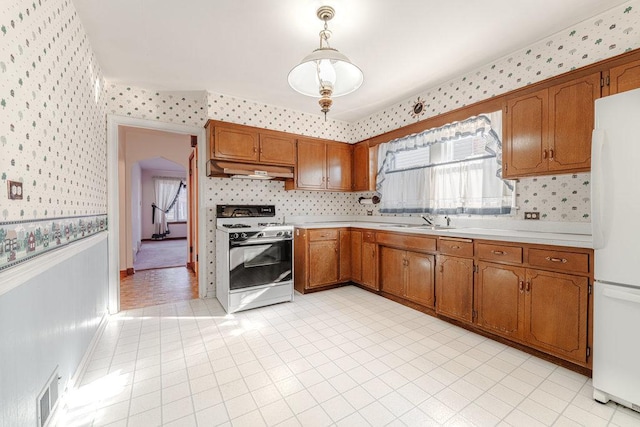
left=436, top=255, right=474, bottom=322
left=548, top=73, right=600, bottom=172
left=308, top=240, right=339, bottom=288
left=361, top=241, right=378, bottom=290
left=352, top=142, right=370, bottom=191
left=296, top=139, right=327, bottom=190
left=380, top=247, right=405, bottom=298
left=503, top=89, right=549, bottom=178
left=350, top=231, right=363, bottom=283
left=405, top=252, right=435, bottom=308
left=524, top=269, right=588, bottom=363
left=214, top=126, right=259, bottom=162
left=259, top=133, right=295, bottom=165
left=327, top=143, right=353, bottom=191
left=339, top=230, right=351, bottom=282
left=609, top=59, right=640, bottom=95
left=476, top=262, right=525, bottom=340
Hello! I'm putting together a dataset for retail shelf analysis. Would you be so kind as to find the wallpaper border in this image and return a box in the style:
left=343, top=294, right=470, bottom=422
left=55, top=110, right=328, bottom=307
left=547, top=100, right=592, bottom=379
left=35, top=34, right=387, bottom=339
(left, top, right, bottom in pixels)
left=0, top=214, right=108, bottom=271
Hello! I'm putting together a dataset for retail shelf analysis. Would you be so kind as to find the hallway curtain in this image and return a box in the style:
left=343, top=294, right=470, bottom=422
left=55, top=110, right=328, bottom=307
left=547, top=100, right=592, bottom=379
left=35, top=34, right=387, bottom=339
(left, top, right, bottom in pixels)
left=153, top=177, right=183, bottom=238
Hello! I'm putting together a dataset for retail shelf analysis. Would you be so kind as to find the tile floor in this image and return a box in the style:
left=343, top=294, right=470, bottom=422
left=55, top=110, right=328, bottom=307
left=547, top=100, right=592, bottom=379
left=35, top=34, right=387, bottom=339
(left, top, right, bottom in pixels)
left=120, top=267, right=198, bottom=310
left=56, top=286, right=640, bottom=426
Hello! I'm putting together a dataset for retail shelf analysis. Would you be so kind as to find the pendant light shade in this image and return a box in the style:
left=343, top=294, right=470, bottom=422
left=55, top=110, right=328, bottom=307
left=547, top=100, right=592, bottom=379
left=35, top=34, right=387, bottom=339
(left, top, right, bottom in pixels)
left=288, top=48, right=363, bottom=97
left=288, top=6, right=364, bottom=118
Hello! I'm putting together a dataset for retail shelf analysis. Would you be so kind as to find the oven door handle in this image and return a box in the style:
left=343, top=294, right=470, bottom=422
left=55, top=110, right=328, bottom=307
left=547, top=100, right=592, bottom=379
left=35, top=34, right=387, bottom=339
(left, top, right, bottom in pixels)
left=230, top=237, right=293, bottom=247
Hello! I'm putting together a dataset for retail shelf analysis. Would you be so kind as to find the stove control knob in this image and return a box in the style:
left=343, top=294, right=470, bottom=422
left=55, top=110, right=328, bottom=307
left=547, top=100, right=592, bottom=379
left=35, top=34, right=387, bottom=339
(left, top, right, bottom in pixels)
left=257, top=232, right=264, bottom=238
left=276, top=231, right=283, bottom=237
left=232, top=233, right=239, bottom=240
left=240, top=233, right=247, bottom=239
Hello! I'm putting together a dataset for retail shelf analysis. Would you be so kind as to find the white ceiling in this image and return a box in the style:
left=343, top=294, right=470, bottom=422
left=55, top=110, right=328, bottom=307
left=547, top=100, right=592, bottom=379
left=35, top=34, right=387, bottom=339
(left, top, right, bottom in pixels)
left=138, top=157, right=184, bottom=172
left=73, top=0, right=627, bottom=122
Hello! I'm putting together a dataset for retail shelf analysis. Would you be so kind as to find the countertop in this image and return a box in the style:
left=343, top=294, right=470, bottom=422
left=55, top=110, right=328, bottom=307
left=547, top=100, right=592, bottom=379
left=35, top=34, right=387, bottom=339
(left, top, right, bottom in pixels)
left=291, top=221, right=593, bottom=249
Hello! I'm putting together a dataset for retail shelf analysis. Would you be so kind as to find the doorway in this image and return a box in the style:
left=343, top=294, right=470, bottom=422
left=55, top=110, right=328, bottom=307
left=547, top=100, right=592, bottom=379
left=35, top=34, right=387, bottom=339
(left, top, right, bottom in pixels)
left=107, top=116, right=206, bottom=314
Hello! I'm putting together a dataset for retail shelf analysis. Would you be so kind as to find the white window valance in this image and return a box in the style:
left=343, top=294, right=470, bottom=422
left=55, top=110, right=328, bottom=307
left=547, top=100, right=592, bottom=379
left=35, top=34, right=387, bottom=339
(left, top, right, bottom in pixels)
left=376, top=111, right=515, bottom=215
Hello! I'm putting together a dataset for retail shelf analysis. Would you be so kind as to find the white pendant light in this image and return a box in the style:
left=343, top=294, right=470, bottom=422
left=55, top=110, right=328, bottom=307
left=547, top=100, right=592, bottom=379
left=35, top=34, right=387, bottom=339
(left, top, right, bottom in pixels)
left=288, top=6, right=363, bottom=119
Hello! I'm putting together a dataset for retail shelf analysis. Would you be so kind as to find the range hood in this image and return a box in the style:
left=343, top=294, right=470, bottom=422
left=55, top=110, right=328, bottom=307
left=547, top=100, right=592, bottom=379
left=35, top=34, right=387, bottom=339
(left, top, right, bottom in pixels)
left=207, top=160, right=294, bottom=181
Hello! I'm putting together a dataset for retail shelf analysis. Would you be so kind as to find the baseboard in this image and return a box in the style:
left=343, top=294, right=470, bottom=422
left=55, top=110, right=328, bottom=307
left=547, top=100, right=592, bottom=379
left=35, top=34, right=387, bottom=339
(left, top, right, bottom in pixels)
left=141, top=237, right=187, bottom=241
left=48, top=312, right=109, bottom=427
left=119, top=268, right=135, bottom=278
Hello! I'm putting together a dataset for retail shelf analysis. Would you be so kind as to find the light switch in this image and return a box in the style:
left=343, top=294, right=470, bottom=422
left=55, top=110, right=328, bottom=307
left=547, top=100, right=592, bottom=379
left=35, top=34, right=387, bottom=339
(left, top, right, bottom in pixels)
left=7, top=180, right=23, bottom=200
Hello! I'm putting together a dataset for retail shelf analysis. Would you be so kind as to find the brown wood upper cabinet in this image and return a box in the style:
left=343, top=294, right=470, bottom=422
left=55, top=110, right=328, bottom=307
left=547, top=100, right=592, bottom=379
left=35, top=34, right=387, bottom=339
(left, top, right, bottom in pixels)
left=292, top=138, right=352, bottom=191
left=503, top=72, right=601, bottom=178
left=352, top=141, right=375, bottom=191
left=608, top=58, right=640, bottom=95
left=206, top=121, right=295, bottom=166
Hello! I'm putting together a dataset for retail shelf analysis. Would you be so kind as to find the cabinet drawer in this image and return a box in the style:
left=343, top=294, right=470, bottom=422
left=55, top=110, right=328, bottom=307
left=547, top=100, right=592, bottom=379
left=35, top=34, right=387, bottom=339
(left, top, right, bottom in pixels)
left=439, top=237, right=474, bottom=257
left=308, top=229, right=339, bottom=241
left=528, top=249, right=589, bottom=274
left=476, top=243, right=523, bottom=264
left=376, top=232, right=436, bottom=252
left=363, top=231, right=376, bottom=243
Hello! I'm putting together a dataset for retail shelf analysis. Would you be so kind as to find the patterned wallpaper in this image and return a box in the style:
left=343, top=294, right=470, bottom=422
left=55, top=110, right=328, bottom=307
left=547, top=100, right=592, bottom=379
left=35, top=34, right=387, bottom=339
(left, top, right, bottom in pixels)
left=106, top=83, right=208, bottom=127
left=207, top=91, right=352, bottom=142
left=351, top=1, right=639, bottom=140
left=1, top=0, right=108, bottom=222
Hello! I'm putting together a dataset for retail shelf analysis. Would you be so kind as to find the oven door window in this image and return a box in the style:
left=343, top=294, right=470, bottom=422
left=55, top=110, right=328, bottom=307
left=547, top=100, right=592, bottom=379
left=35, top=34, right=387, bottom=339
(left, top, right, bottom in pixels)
left=229, top=240, right=292, bottom=290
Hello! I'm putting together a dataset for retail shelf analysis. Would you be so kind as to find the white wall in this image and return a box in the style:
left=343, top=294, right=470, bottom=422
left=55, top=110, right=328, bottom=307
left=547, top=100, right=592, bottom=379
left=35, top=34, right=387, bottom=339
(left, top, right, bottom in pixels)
left=131, top=163, right=142, bottom=259
left=141, top=169, right=187, bottom=240
left=0, top=236, right=109, bottom=427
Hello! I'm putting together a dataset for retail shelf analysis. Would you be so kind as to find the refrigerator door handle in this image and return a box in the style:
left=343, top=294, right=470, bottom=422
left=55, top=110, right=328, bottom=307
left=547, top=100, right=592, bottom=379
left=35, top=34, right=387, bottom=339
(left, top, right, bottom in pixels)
left=603, top=287, right=640, bottom=305
left=592, top=129, right=606, bottom=249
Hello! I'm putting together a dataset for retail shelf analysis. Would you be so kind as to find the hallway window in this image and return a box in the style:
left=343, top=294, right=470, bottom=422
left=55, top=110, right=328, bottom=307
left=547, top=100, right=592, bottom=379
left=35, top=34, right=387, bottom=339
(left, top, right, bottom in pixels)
left=166, top=184, right=187, bottom=222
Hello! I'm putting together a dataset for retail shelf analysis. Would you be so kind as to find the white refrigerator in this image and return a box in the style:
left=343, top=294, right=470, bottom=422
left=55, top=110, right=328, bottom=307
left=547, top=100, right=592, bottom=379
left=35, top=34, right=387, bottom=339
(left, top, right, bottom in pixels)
left=592, top=88, right=640, bottom=412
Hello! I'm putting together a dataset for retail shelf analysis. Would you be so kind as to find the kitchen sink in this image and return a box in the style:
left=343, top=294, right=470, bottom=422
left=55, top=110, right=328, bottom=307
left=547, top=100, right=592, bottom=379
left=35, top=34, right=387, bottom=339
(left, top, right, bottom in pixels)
left=375, top=224, right=455, bottom=230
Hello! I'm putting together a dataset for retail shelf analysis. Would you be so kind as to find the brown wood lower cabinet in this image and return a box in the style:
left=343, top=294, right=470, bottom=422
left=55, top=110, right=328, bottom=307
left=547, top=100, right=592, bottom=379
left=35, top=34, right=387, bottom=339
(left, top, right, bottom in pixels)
left=476, top=262, right=526, bottom=340
left=475, top=261, right=590, bottom=365
left=380, top=247, right=435, bottom=308
left=294, top=227, right=350, bottom=293
left=525, top=268, right=589, bottom=364
left=435, top=255, right=474, bottom=322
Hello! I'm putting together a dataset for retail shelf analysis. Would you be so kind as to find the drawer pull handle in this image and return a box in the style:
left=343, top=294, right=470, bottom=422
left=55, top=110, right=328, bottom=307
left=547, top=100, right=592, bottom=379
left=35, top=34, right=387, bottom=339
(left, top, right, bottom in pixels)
left=451, top=245, right=460, bottom=249
left=519, top=280, right=524, bottom=293
left=491, top=250, right=506, bottom=255
left=526, top=281, right=531, bottom=293
left=546, top=256, right=567, bottom=263
left=549, top=148, right=555, bottom=160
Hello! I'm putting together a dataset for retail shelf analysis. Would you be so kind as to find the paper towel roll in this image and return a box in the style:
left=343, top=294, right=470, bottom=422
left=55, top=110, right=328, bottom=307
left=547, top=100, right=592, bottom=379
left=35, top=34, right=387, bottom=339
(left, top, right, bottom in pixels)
left=358, top=196, right=380, bottom=205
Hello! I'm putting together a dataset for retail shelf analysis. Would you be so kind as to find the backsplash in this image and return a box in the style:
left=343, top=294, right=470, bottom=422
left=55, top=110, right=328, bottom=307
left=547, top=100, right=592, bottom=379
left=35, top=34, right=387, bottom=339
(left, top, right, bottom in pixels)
left=351, top=1, right=639, bottom=140
left=0, top=0, right=108, bottom=222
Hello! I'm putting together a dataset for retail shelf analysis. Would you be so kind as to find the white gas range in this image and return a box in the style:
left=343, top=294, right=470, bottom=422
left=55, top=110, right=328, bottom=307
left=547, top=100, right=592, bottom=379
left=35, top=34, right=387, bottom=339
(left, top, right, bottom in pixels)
left=215, top=205, right=294, bottom=313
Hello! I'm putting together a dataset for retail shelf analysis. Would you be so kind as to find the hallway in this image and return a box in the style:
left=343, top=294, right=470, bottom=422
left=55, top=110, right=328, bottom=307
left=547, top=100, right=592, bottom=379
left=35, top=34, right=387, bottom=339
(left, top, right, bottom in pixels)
left=120, top=267, right=198, bottom=310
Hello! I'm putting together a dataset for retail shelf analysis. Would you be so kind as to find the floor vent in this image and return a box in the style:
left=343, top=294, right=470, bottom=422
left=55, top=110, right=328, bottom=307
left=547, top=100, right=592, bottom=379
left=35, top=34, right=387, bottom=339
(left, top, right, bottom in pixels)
left=37, top=368, right=60, bottom=427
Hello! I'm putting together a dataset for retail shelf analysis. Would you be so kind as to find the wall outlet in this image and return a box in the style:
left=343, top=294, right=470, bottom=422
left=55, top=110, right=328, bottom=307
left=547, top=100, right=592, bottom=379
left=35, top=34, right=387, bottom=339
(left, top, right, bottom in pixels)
left=7, top=180, right=23, bottom=200
left=524, top=211, right=540, bottom=220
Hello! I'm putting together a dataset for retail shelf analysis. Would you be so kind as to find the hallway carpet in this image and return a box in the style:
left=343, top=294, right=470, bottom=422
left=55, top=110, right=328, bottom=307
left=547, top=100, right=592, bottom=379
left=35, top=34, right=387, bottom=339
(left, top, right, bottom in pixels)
left=134, top=239, right=188, bottom=271
left=120, top=267, right=198, bottom=310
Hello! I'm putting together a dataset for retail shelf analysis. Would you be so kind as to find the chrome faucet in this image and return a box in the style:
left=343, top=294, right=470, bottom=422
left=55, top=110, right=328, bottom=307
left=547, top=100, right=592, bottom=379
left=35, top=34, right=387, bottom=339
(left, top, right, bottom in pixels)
left=420, top=214, right=433, bottom=226
left=445, top=215, right=451, bottom=227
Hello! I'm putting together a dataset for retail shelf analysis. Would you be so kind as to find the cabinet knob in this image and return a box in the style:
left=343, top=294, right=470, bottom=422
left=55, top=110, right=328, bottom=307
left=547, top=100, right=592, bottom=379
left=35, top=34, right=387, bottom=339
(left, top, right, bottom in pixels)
left=545, top=256, right=567, bottom=263
left=491, top=250, right=506, bottom=255
left=519, top=280, right=524, bottom=293
left=542, top=149, right=548, bottom=159
left=525, top=281, right=531, bottom=293
left=549, top=148, right=555, bottom=160
left=451, top=245, right=460, bottom=250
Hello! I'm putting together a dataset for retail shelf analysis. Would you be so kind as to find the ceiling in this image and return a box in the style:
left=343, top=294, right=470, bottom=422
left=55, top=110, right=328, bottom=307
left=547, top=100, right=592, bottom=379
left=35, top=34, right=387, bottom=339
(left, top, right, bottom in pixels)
left=138, top=157, right=185, bottom=172
left=73, top=0, right=627, bottom=122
